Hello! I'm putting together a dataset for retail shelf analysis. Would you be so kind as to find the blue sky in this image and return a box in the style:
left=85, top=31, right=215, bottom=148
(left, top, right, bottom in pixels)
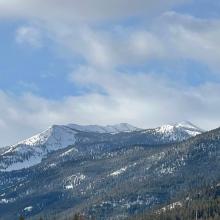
left=1, top=0, right=220, bottom=146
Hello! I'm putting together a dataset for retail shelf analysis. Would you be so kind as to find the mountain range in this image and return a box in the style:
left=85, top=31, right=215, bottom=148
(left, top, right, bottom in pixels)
left=0, top=121, right=216, bottom=220
left=0, top=121, right=202, bottom=172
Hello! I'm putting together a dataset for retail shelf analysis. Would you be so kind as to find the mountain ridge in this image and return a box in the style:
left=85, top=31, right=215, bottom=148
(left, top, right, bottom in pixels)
left=4, top=121, right=203, bottom=148
left=0, top=121, right=203, bottom=171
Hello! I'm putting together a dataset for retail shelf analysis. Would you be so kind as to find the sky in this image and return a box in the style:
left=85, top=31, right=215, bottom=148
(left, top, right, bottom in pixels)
left=1, top=0, right=220, bottom=146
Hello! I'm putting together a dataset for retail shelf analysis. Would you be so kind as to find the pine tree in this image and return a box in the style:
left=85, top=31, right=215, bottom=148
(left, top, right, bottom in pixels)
left=73, top=213, right=80, bottom=220
left=19, top=216, right=25, bottom=220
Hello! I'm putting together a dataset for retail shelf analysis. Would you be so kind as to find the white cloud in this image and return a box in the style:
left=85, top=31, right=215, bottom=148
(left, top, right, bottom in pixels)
left=3, top=1, right=220, bottom=70
left=69, top=65, right=220, bottom=130
left=15, top=26, right=42, bottom=48
left=37, top=11, right=220, bottom=71
left=156, top=12, right=220, bottom=69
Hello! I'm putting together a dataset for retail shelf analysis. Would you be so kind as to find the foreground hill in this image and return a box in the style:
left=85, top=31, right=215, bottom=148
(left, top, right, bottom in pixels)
left=133, top=182, right=220, bottom=220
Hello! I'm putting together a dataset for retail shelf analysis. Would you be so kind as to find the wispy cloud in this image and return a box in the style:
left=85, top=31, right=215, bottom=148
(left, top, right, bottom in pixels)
left=32, top=11, right=220, bottom=71
left=15, top=26, right=42, bottom=48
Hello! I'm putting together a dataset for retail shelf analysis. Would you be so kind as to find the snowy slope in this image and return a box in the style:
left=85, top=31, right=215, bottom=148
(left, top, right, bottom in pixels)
left=0, top=123, right=140, bottom=171
left=0, top=125, right=77, bottom=171
left=175, top=121, right=204, bottom=136
left=67, top=123, right=141, bottom=133
left=154, top=121, right=204, bottom=141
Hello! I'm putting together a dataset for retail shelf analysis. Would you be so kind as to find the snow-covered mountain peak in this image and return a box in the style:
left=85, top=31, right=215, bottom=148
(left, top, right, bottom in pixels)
left=9, top=123, right=140, bottom=150
left=16, top=125, right=75, bottom=147
left=0, top=125, right=78, bottom=171
left=17, top=126, right=53, bottom=147
left=155, top=121, right=204, bottom=140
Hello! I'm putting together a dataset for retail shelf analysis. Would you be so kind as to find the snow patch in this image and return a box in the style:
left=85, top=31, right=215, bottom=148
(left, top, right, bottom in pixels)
left=60, top=147, right=78, bottom=157
left=110, top=167, right=128, bottom=176
left=154, top=121, right=203, bottom=141
left=64, top=173, right=86, bottom=189
left=24, top=206, right=33, bottom=212
left=161, top=201, right=182, bottom=212
left=0, top=198, right=16, bottom=204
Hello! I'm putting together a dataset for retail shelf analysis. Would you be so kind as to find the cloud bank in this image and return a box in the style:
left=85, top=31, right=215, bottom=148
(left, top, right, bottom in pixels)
left=0, top=0, right=187, bottom=22
left=1, top=71, right=220, bottom=146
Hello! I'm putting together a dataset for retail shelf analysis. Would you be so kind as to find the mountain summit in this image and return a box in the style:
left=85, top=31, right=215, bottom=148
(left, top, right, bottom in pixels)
left=155, top=121, right=204, bottom=140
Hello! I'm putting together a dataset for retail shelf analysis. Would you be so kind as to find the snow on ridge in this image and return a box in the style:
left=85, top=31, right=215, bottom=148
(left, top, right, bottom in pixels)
left=175, top=121, right=202, bottom=130
left=0, top=122, right=140, bottom=172
left=60, top=147, right=78, bottom=157
left=67, top=123, right=141, bottom=134
left=109, top=162, right=138, bottom=177
left=17, top=125, right=77, bottom=148
left=17, top=127, right=53, bottom=146
left=105, top=123, right=141, bottom=133
left=6, top=125, right=77, bottom=153
left=2, top=122, right=140, bottom=152
left=0, top=121, right=202, bottom=172
left=110, top=167, right=128, bottom=176
left=7, top=122, right=140, bottom=152
left=155, top=121, right=203, bottom=138
left=0, top=125, right=77, bottom=171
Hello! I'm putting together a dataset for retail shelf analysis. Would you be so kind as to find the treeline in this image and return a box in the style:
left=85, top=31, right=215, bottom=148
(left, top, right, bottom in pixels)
left=133, top=183, right=220, bottom=220
left=19, top=213, right=85, bottom=220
